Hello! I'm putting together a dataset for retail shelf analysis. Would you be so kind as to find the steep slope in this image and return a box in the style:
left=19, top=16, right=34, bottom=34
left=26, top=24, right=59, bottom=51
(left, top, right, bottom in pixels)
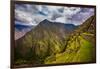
left=45, top=15, right=96, bottom=64
left=14, top=19, right=77, bottom=65
left=15, top=24, right=33, bottom=40
left=14, top=15, right=96, bottom=66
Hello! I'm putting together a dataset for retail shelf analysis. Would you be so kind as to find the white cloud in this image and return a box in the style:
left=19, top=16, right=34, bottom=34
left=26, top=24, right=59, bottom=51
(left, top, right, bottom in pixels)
left=15, top=9, right=33, bottom=24
left=63, top=7, right=81, bottom=16
left=15, top=4, right=94, bottom=26
left=70, top=8, right=94, bottom=25
left=55, top=16, right=66, bottom=23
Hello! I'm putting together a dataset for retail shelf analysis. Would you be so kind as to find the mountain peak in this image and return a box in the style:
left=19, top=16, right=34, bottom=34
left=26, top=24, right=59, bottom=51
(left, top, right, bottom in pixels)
left=43, top=19, right=49, bottom=22
left=38, top=19, right=52, bottom=26
left=41, top=19, right=50, bottom=23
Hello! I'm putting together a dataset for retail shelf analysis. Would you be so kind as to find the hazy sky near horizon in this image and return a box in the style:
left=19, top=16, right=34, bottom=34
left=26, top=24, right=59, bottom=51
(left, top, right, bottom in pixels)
left=15, top=4, right=95, bottom=26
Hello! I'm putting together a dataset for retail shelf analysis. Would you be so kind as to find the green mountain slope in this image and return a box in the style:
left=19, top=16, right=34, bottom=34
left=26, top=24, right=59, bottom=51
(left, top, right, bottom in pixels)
left=45, top=15, right=96, bottom=64
left=14, top=15, right=96, bottom=66
left=45, top=35, right=95, bottom=64
left=14, top=20, right=76, bottom=65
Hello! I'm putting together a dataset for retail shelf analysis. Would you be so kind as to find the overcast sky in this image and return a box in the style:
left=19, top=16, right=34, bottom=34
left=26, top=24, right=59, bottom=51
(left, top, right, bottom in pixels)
left=15, top=4, right=94, bottom=26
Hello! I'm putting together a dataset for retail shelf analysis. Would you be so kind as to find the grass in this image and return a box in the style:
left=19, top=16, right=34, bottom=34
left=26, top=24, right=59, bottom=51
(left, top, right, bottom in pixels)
left=44, top=33, right=95, bottom=64
left=72, top=36, right=95, bottom=62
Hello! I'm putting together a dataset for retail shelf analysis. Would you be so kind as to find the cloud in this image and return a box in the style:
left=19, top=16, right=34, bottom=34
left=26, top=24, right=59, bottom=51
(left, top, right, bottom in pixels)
left=63, top=7, right=81, bottom=16
left=15, top=4, right=95, bottom=40
left=15, top=4, right=95, bottom=26
left=70, top=8, right=94, bottom=25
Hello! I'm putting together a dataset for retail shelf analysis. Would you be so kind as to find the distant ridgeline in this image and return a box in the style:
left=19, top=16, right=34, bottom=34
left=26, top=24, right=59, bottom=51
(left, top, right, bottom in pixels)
left=14, top=15, right=96, bottom=66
